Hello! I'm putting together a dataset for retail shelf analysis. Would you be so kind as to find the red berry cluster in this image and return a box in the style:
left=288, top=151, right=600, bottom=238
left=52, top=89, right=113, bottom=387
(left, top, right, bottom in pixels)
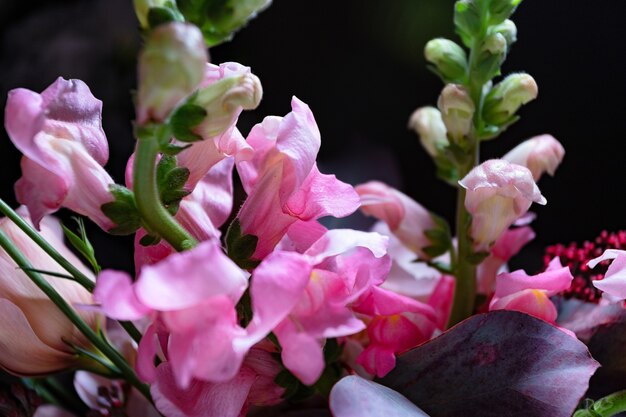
left=544, top=230, right=626, bottom=303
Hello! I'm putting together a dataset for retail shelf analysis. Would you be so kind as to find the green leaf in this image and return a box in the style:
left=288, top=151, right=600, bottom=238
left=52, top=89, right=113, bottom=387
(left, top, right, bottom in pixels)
left=170, top=102, right=207, bottom=143
left=62, top=218, right=100, bottom=273
left=156, top=155, right=191, bottom=215
left=101, top=185, right=141, bottom=235
left=177, top=0, right=271, bottom=47
left=225, top=220, right=261, bottom=270
left=423, top=213, right=452, bottom=259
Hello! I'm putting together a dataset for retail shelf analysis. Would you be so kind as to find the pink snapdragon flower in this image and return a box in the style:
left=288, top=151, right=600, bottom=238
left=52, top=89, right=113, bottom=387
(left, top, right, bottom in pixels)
left=94, top=240, right=311, bottom=389
left=502, top=134, right=565, bottom=181
left=352, top=275, right=452, bottom=378
left=236, top=97, right=360, bottom=259
left=5, top=78, right=114, bottom=229
left=477, top=226, right=535, bottom=295
left=271, top=229, right=391, bottom=385
left=489, top=257, right=573, bottom=323
left=588, top=249, right=626, bottom=300
left=459, top=159, right=546, bottom=252
left=355, top=181, right=437, bottom=260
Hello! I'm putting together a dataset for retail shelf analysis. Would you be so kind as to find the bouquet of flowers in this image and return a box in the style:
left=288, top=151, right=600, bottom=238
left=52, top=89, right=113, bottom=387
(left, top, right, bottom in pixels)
left=1, top=1, right=624, bottom=416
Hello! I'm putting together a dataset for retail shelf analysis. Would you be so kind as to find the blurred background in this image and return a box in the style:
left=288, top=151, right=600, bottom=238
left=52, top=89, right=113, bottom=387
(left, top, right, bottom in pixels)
left=0, top=0, right=624, bottom=273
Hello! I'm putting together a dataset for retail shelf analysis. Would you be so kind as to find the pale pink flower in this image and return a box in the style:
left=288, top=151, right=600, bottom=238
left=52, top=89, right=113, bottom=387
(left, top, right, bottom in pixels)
left=236, top=97, right=360, bottom=259
left=502, top=134, right=565, bottom=181
left=477, top=226, right=535, bottom=294
left=356, top=181, right=437, bottom=260
left=489, top=257, right=573, bottom=323
left=5, top=78, right=115, bottom=229
left=588, top=249, right=626, bottom=301
left=459, top=159, right=546, bottom=252
left=0, top=208, right=99, bottom=375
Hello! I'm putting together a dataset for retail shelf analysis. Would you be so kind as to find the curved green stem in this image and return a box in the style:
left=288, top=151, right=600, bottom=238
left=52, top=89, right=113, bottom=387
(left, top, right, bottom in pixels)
left=0, top=229, right=152, bottom=403
left=574, top=391, right=626, bottom=417
left=133, top=129, right=197, bottom=252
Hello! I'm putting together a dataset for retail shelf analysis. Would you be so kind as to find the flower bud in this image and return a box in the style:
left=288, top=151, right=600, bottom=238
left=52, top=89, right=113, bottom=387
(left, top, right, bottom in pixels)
left=502, top=134, right=565, bottom=181
left=0, top=209, right=99, bottom=376
left=408, top=107, right=449, bottom=157
left=489, top=0, right=523, bottom=25
left=483, top=73, right=538, bottom=126
left=137, top=22, right=207, bottom=124
left=459, top=159, right=546, bottom=252
left=492, top=19, right=517, bottom=47
left=437, top=84, right=475, bottom=140
left=424, top=38, right=467, bottom=83
left=454, top=0, right=481, bottom=46
left=191, top=70, right=263, bottom=139
left=482, top=32, right=507, bottom=55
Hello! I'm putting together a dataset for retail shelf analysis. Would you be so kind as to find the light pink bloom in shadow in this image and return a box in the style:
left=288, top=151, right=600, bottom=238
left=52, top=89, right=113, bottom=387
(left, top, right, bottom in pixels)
left=5, top=78, right=114, bottom=229
left=490, top=257, right=573, bottom=323
left=0, top=208, right=99, bottom=375
left=477, top=226, right=535, bottom=295
left=356, top=181, right=437, bottom=260
left=236, top=97, right=360, bottom=259
left=588, top=249, right=626, bottom=301
left=459, top=159, right=546, bottom=252
left=502, top=134, right=565, bottom=181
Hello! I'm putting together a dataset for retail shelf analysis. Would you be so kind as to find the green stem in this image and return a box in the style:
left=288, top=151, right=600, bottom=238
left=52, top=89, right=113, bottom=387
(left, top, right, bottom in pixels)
left=0, top=199, right=94, bottom=291
left=133, top=130, right=197, bottom=252
left=448, top=157, right=478, bottom=327
left=0, top=229, right=152, bottom=403
left=574, top=391, right=626, bottom=417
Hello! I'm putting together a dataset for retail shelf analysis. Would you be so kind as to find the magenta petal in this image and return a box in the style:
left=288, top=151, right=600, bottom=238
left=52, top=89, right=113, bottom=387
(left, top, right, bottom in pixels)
left=94, top=270, right=151, bottom=320
left=330, top=376, right=430, bottom=417
left=135, top=240, right=248, bottom=311
left=151, top=363, right=255, bottom=417
left=136, top=324, right=160, bottom=383
left=494, top=258, right=572, bottom=299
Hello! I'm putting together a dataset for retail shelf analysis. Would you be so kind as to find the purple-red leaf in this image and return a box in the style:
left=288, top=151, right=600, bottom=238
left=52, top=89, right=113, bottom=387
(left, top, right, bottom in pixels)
left=381, top=310, right=599, bottom=417
left=586, top=314, right=626, bottom=397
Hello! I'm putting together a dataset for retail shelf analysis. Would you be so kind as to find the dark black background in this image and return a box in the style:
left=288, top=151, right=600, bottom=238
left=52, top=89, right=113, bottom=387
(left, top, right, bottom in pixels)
left=1, top=0, right=624, bottom=273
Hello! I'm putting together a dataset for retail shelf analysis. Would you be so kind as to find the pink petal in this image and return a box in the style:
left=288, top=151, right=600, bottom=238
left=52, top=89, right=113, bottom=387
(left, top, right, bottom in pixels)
left=490, top=289, right=558, bottom=323
left=274, top=321, right=325, bottom=385
left=94, top=270, right=151, bottom=320
left=589, top=249, right=626, bottom=299
left=305, top=229, right=389, bottom=261
left=137, top=324, right=160, bottom=383
left=493, top=258, right=572, bottom=298
left=135, top=240, right=248, bottom=311
left=277, top=220, right=328, bottom=253
left=151, top=363, right=255, bottom=417
left=356, top=346, right=397, bottom=378
left=241, top=251, right=312, bottom=347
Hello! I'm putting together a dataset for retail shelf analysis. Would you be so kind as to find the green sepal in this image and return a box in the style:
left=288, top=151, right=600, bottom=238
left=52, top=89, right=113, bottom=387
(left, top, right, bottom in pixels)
left=422, top=213, right=452, bottom=259
left=488, top=0, right=522, bottom=25
left=161, top=143, right=192, bottom=156
left=62, top=217, right=101, bottom=273
left=156, top=155, right=191, bottom=215
left=478, top=115, right=520, bottom=141
left=139, top=234, right=162, bottom=246
left=466, top=250, right=490, bottom=265
left=101, top=185, right=142, bottom=235
left=177, top=0, right=270, bottom=47
left=433, top=152, right=459, bottom=186
left=170, top=100, right=207, bottom=143
left=454, top=0, right=482, bottom=48
left=147, top=6, right=184, bottom=28
left=225, top=220, right=261, bottom=270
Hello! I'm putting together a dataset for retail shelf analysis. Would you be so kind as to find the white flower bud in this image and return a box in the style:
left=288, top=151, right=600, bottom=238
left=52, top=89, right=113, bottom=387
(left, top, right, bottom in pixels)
left=408, top=107, right=449, bottom=157
left=437, top=84, right=475, bottom=140
left=137, top=23, right=207, bottom=124
left=483, top=73, right=538, bottom=125
left=492, top=19, right=517, bottom=47
left=424, top=38, right=467, bottom=83
left=502, top=134, right=565, bottom=181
